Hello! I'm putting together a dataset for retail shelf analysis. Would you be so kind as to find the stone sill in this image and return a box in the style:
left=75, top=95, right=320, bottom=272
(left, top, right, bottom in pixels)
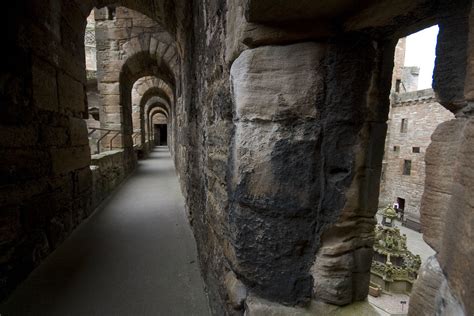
left=244, top=294, right=382, bottom=316
left=91, top=149, right=124, bottom=163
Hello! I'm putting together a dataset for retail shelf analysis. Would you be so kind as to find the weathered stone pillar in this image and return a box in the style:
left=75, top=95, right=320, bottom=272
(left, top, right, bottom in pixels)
left=310, top=36, right=393, bottom=305
left=409, top=3, right=474, bottom=315
left=228, top=36, right=393, bottom=306
left=229, top=42, right=325, bottom=305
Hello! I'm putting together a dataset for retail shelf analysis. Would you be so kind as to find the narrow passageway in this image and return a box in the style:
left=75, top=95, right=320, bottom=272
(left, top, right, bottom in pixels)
left=1, top=147, right=210, bottom=316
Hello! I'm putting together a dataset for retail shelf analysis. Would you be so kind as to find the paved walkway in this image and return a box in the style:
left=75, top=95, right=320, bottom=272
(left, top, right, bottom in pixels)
left=1, top=147, right=211, bottom=316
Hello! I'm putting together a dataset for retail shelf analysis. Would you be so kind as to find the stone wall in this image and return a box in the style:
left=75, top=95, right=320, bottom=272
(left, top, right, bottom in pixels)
left=380, top=89, right=454, bottom=229
left=391, top=38, right=406, bottom=92
left=188, top=1, right=473, bottom=314
left=409, top=2, right=474, bottom=315
left=401, top=66, right=420, bottom=92
left=0, top=0, right=183, bottom=301
left=1, top=0, right=473, bottom=315
left=90, top=150, right=129, bottom=209
left=94, top=5, right=177, bottom=169
left=0, top=0, right=92, bottom=299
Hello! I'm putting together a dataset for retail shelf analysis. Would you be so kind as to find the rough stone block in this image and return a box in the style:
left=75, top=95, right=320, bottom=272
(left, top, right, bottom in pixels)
left=74, top=167, right=92, bottom=196
left=464, top=4, right=474, bottom=101
left=409, top=256, right=445, bottom=316
left=40, top=125, right=68, bottom=146
left=98, top=82, right=120, bottom=95
left=244, top=294, right=381, bottom=316
left=98, top=60, right=122, bottom=82
left=58, top=47, right=87, bottom=85
left=69, top=117, right=89, bottom=145
left=437, top=117, right=474, bottom=315
left=122, top=37, right=143, bottom=59
left=156, top=41, right=168, bottom=58
left=224, top=271, right=247, bottom=310
left=51, top=146, right=90, bottom=175
left=58, top=72, right=85, bottom=114
left=0, top=149, right=50, bottom=185
left=163, top=45, right=176, bottom=64
left=46, top=209, right=73, bottom=249
left=433, top=14, right=470, bottom=112
left=0, top=126, right=37, bottom=148
left=149, top=36, right=158, bottom=55
left=230, top=42, right=324, bottom=121
left=420, top=119, right=461, bottom=251
left=32, top=57, right=58, bottom=112
left=0, top=208, right=22, bottom=247
left=102, top=105, right=121, bottom=113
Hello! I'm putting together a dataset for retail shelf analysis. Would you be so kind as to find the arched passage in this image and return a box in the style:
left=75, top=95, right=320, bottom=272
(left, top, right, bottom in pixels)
left=131, top=77, right=174, bottom=152
left=1, top=1, right=473, bottom=315
left=0, top=0, right=187, bottom=302
left=150, top=110, right=169, bottom=146
left=148, top=103, right=170, bottom=145
left=116, top=50, right=176, bottom=149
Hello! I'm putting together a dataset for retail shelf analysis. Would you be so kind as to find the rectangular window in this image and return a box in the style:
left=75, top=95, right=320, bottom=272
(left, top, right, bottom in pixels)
left=400, top=119, right=408, bottom=133
left=393, top=146, right=400, bottom=152
left=107, top=6, right=116, bottom=20
left=412, top=147, right=420, bottom=153
left=403, top=160, right=412, bottom=175
left=395, top=79, right=401, bottom=93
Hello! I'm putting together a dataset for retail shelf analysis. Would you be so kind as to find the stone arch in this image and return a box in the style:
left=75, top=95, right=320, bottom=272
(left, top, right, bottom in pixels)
left=100, top=47, right=176, bottom=153
left=119, top=52, right=176, bottom=139
left=0, top=0, right=186, bottom=299
left=148, top=103, right=170, bottom=145
left=91, top=5, right=179, bottom=175
left=145, top=97, right=171, bottom=145
left=83, top=0, right=181, bottom=37
left=150, top=110, right=169, bottom=146
left=130, top=76, right=173, bottom=151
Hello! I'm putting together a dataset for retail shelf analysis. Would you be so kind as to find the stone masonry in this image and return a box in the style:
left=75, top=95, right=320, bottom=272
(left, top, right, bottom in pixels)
left=380, top=89, right=454, bottom=231
left=0, top=1, right=473, bottom=315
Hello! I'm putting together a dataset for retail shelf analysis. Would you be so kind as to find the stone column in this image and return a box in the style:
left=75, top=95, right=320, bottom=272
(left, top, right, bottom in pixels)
left=228, top=36, right=393, bottom=306
left=409, top=3, right=474, bottom=315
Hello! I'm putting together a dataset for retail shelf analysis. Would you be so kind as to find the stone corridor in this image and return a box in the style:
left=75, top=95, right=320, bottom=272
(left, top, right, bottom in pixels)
left=1, top=0, right=473, bottom=315
left=0, top=147, right=210, bottom=316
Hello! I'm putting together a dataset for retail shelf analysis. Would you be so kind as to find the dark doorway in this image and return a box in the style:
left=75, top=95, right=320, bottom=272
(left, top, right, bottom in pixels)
left=154, top=124, right=167, bottom=146
left=396, top=197, right=405, bottom=220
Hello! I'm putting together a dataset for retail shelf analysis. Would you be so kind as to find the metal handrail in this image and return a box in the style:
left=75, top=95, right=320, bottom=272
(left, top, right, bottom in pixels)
left=132, top=132, right=141, bottom=145
left=88, top=127, right=122, bottom=154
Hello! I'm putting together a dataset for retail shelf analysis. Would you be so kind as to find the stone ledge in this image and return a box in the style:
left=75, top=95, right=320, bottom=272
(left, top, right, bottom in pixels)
left=244, top=294, right=383, bottom=316
left=90, top=149, right=128, bottom=209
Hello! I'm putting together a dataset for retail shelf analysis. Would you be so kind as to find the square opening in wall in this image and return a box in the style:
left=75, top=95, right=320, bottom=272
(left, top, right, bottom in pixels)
left=403, top=159, right=412, bottom=175
left=400, top=118, right=408, bottom=133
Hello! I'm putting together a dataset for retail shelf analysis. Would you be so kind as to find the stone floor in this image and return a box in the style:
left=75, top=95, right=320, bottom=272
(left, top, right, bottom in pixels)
left=370, top=212, right=436, bottom=315
left=368, top=293, right=410, bottom=316
left=0, top=147, right=211, bottom=316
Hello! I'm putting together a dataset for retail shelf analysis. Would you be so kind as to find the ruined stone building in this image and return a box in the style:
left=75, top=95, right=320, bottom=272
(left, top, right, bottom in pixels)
left=0, top=1, right=473, bottom=315
left=379, top=39, right=455, bottom=231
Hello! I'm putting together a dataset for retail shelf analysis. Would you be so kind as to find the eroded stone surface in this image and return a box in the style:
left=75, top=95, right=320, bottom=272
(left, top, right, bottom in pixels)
left=229, top=43, right=325, bottom=305
left=420, top=119, right=462, bottom=251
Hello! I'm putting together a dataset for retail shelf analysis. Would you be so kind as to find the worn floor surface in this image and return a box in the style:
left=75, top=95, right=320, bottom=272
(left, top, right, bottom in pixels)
left=1, top=147, right=210, bottom=316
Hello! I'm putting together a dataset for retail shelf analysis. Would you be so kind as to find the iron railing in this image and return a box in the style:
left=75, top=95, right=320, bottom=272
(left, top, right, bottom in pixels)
left=132, top=132, right=141, bottom=146
left=88, top=127, right=122, bottom=154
